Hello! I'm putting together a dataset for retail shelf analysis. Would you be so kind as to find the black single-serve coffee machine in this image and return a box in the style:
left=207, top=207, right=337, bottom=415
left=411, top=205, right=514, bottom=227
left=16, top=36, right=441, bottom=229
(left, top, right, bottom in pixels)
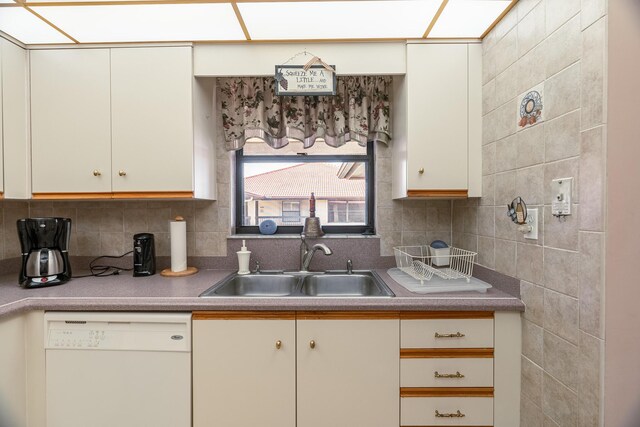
left=17, top=217, right=72, bottom=288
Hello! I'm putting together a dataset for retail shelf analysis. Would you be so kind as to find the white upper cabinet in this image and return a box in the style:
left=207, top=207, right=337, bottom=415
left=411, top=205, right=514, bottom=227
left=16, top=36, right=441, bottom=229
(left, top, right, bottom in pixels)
left=110, top=47, right=193, bottom=194
left=2, top=39, right=31, bottom=199
left=393, top=43, right=482, bottom=198
left=29, top=45, right=216, bottom=200
left=31, top=48, right=112, bottom=194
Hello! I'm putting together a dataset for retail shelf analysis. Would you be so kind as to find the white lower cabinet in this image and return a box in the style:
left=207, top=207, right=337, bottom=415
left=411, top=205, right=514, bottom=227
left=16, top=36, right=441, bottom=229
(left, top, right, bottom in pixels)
left=192, top=312, right=399, bottom=427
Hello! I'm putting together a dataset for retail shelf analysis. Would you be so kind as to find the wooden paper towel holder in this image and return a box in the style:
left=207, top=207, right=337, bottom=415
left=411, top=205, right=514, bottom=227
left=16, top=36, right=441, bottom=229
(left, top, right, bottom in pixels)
left=160, top=215, right=199, bottom=277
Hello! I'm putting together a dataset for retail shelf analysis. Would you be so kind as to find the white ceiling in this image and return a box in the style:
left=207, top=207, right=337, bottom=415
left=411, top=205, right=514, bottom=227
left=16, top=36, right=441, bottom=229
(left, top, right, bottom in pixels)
left=0, top=0, right=516, bottom=45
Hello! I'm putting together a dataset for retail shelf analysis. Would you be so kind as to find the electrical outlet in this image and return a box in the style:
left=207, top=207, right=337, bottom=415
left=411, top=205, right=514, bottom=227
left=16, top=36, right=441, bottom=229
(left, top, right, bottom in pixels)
left=524, top=208, right=538, bottom=240
left=551, top=177, right=573, bottom=216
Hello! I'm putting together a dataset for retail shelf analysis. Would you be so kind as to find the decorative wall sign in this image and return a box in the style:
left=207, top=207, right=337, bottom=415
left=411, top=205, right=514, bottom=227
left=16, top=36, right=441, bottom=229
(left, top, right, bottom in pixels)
left=518, top=86, right=543, bottom=128
left=274, top=64, right=337, bottom=96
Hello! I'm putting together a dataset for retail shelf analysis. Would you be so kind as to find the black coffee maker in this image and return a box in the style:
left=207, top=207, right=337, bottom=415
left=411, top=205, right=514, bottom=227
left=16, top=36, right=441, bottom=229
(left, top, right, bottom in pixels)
left=17, top=217, right=72, bottom=288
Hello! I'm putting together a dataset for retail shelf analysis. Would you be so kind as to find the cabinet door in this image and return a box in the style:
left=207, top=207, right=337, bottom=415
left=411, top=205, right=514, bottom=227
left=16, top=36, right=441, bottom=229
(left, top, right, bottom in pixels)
left=406, top=44, right=468, bottom=191
left=297, top=317, right=399, bottom=427
left=111, top=47, right=193, bottom=193
left=193, top=317, right=296, bottom=427
left=30, top=49, right=112, bottom=194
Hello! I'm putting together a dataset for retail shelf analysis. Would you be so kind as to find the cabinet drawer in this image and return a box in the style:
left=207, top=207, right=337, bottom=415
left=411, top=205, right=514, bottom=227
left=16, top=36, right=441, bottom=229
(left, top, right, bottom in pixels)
left=401, top=397, right=493, bottom=426
left=401, top=358, right=494, bottom=388
left=401, top=319, right=494, bottom=348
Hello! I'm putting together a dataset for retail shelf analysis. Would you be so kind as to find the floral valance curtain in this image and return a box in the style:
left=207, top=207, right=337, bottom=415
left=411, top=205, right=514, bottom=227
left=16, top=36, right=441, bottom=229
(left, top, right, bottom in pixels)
left=218, top=76, right=392, bottom=151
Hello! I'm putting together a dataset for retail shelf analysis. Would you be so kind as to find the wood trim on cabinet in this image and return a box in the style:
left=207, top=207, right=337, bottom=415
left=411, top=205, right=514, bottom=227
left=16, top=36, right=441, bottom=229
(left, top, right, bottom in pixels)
left=400, top=387, right=494, bottom=398
left=32, top=192, right=112, bottom=200
left=231, top=2, right=251, bottom=40
left=112, top=191, right=194, bottom=199
left=32, top=191, right=194, bottom=200
left=296, top=311, right=400, bottom=320
left=400, top=348, right=494, bottom=359
left=400, top=311, right=494, bottom=320
left=193, top=311, right=296, bottom=320
left=406, top=189, right=468, bottom=198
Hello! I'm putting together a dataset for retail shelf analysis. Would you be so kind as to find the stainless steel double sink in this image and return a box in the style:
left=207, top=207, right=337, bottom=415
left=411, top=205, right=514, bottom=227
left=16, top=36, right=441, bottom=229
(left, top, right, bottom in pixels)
left=199, top=271, right=395, bottom=298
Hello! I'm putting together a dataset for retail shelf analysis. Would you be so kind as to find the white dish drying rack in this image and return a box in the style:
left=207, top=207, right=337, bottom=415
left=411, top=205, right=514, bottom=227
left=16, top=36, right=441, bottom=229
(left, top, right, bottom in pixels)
left=393, top=245, right=477, bottom=283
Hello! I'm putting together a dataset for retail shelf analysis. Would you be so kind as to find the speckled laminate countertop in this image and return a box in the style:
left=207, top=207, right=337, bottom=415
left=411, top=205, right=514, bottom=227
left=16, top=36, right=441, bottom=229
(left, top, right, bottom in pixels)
left=0, top=269, right=523, bottom=319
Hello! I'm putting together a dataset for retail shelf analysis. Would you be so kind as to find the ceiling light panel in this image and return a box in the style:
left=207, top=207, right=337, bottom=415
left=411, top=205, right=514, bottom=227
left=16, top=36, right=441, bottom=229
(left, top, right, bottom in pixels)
left=0, top=7, right=72, bottom=44
left=0, top=0, right=17, bottom=3
left=238, top=1, right=442, bottom=40
left=429, top=0, right=511, bottom=38
left=32, top=3, right=246, bottom=43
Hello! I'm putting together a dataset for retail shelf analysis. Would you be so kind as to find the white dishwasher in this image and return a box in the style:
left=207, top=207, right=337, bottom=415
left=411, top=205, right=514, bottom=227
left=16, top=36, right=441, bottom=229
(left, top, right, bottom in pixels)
left=44, top=312, right=191, bottom=427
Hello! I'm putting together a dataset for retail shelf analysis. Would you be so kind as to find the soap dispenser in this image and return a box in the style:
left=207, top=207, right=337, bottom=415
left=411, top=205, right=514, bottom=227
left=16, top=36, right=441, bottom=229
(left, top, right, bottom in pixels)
left=237, top=240, right=251, bottom=275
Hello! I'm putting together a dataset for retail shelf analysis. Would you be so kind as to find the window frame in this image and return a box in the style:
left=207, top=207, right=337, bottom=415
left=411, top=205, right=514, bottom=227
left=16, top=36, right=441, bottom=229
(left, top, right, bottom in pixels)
left=234, top=141, right=375, bottom=235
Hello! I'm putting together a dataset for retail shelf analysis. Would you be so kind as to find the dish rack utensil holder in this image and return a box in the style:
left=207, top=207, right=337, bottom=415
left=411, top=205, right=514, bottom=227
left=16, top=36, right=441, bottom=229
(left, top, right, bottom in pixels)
left=393, top=245, right=477, bottom=283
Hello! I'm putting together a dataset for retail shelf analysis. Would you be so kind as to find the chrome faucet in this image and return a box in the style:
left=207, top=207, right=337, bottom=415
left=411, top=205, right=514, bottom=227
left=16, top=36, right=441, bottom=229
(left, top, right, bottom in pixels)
left=300, top=234, right=333, bottom=272
left=346, top=259, right=353, bottom=274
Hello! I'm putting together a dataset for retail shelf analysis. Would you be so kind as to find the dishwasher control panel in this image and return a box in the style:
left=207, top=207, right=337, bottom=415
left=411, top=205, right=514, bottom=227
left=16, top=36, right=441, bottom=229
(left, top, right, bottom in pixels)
left=44, top=312, right=191, bottom=352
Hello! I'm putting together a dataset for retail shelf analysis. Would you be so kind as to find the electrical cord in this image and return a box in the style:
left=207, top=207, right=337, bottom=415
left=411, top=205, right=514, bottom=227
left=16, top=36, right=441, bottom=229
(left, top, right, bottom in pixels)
left=72, top=250, right=134, bottom=278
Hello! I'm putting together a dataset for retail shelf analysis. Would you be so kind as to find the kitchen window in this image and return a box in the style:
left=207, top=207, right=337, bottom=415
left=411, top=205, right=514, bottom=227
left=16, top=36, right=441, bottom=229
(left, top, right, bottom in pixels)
left=235, top=139, right=375, bottom=235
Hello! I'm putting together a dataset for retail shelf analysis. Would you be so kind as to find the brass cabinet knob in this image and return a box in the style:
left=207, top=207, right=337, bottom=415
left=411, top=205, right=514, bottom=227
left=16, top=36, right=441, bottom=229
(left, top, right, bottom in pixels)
left=418, top=168, right=425, bottom=174
left=275, top=340, right=282, bottom=350
left=309, top=340, right=316, bottom=349
left=93, top=170, right=101, bottom=176
left=118, top=170, right=127, bottom=176
left=435, top=410, right=465, bottom=418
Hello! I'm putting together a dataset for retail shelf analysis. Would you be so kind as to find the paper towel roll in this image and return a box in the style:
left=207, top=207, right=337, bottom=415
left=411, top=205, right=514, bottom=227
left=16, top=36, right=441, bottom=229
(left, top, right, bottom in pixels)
left=170, top=217, right=187, bottom=272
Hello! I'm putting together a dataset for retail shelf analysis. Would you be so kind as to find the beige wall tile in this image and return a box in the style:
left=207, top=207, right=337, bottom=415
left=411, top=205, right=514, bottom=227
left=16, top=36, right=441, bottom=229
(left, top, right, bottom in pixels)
left=521, top=394, right=544, bottom=427
left=544, top=247, right=578, bottom=296
left=581, top=16, right=606, bottom=130
left=517, top=242, right=544, bottom=284
left=545, top=62, right=581, bottom=120
left=517, top=123, right=545, bottom=168
left=401, top=231, right=428, bottom=247
left=579, top=126, right=606, bottom=231
left=483, top=79, right=497, bottom=114
left=546, top=0, right=580, bottom=34
left=495, top=239, right=516, bottom=276
left=76, top=231, right=101, bottom=257
left=100, top=232, right=124, bottom=257
left=494, top=98, right=519, bottom=141
left=376, top=182, right=393, bottom=207
left=77, top=208, right=102, bottom=233
left=523, top=319, right=544, bottom=366
left=495, top=171, right=517, bottom=207
left=517, top=44, right=546, bottom=94
left=516, top=165, right=544, bottom=206
left=477, top=206, right=495, bottom=238
left=518, top=2, right=546, bottom=57
left=581, top=0, right=606, bottom=29
left=518, top=0, right=543, bottom=21
left=544, top=205, right=579, bottom=251
left=483, top=142, right=496, bottom=175
left=463, top=207, right=478, bottom=234
left=543, top=415, right=560, bottom=427
left=146, top=208, right=171, bottom=233
left=545, top=15, right=582, bottom=78
left=195, top=202, right=219, bottom=232
left=376, top=157, right=392, bottom=184
left=544, top=110, right=581, bottom=162
left=578, top=232, right=604, bottom=338
left=377, top=207, right=402, bottom=232
left=481, top=175, right=496, bottom=206
left=542, top=373, right=578, bottom=426
left=522, top=355, right=544, bottom=406
left=452, top=206, right=464, bottom=233
left=495, top=63, right=518, bottom=107
left=477, top=236, right=495, bottom=269
left=380, top=231, right=401, bottom=257
left=522, top=280, right=545, bottom=326
left=123, top=208, right=148, bottom=234
left=578, top=331, right=603, bottom=427
left=402, top=204, right=427, bottom=232
left=495, top=27, right=519, bottom=75
left=495, top=206, right=519, bottom=241
left=154, top=232, right=170, bottom=257
left=496, top=134, right=518, bottom=172
left=100, top=208, right=124, bottom=233
left=483, top=45, right=497, bottom=86
left=545, top=289, right=579, bottom=345
left=544, top=331, right=579, bottom=391
left=426, top=205, right=451, bottom=232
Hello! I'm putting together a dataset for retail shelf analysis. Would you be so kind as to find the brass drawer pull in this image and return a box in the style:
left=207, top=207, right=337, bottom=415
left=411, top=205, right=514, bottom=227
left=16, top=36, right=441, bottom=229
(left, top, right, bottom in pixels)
left=434, top=371, right=465, bottom=379
left=434, top=332, right=465, bottom=338
left=309, top=340, right=316, bottom=349
left=435, top=410, right=465, bottom=418
left=275, top=340, right=282, bottom=350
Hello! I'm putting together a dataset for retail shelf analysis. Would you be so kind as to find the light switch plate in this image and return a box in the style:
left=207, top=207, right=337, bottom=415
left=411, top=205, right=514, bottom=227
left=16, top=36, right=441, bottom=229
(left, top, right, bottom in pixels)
left=551, top=177, right=573, bottom=216
left=524, top=208, right=538, bottom=240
